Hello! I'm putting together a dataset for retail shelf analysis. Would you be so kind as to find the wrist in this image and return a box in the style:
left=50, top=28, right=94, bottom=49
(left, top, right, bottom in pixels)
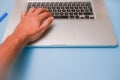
left=1, top=32, right=28, bottom=54
left=11, top=32, right=29, bottom=45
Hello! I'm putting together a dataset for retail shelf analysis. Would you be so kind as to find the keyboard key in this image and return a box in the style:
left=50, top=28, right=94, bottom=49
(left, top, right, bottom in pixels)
left=85, top=15, right=89, bottom=19
left=76, top=16, right=80, bottom=19
left=90, top=17, right=94, bottom=19
left=54, top=16, right=69, bottom=19
left=70, top=16, right=75, bottom=19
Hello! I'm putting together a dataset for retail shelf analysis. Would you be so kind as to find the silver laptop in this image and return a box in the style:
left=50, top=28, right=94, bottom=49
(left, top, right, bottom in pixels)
left=2, top=0, right=118, bottom=47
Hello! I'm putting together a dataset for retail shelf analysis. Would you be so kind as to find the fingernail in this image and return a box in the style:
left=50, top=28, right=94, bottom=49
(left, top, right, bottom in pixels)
left=51, top=17, right=54, bottom=20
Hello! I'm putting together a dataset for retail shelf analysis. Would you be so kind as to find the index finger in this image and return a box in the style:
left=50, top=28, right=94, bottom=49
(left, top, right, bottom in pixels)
left=38, top=11, right=52, bottom=22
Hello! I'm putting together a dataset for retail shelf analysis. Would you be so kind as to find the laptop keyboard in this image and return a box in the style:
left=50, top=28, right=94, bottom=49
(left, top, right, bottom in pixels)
left=27, top=2, right=95, bottom=19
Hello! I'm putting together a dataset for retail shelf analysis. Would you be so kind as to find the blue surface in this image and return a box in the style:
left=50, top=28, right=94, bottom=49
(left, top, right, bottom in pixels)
left=0, top=0, right=120, bottom=80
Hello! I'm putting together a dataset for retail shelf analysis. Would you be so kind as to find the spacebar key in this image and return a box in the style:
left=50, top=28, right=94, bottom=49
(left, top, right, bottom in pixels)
left=54, top=16, right=69, bottom=19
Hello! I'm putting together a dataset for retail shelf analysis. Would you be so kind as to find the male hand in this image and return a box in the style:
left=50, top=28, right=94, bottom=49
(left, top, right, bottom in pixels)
left=0, top=8, right=54, bottom=80
left=13, top=7, right=54, bottom=43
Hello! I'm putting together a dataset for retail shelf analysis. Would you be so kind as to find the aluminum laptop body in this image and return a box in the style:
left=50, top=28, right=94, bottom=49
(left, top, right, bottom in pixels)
left=2, top=0, right=118, bottom=47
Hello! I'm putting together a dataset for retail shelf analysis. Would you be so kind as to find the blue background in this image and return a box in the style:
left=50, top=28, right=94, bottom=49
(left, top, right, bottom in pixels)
left=0, top=0, right=120, bottom=80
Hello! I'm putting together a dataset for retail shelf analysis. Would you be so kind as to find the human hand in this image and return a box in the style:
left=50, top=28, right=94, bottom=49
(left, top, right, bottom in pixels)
left=13, top=7, right=54, bottom=43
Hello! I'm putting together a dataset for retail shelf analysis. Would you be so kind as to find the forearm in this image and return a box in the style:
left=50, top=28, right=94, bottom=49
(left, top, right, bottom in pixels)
left=0, top=8, right=53, bottom=79
left=0, top=32, right=28, bottom=79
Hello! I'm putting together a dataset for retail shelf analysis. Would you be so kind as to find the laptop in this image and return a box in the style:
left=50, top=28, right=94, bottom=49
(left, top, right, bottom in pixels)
left=2, top=0, right=118, bottom=47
